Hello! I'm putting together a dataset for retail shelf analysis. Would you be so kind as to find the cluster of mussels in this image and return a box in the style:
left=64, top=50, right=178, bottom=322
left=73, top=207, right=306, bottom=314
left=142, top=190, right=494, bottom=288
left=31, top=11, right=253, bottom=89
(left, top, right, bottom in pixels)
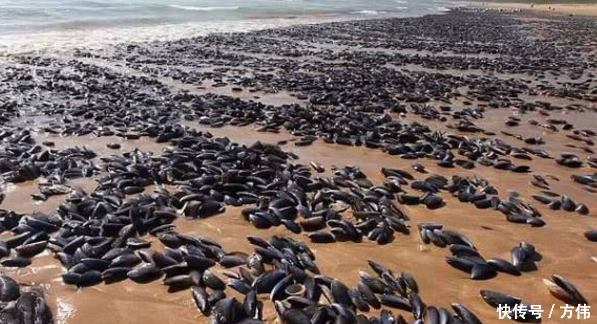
left=242, top=165, right=410, bottom=245
left=10, top=54, right=557, bottom=178
left=185, top=95, right=544, bottom=176
left=0, top=118, right=588, bottom=323
left=0, top=276, right=53, bottom=324
left=417, top=223, right=534, bottom=279
left=198, top=235, right=489, bottom=324
left=0, top=129, right=96, bottom=186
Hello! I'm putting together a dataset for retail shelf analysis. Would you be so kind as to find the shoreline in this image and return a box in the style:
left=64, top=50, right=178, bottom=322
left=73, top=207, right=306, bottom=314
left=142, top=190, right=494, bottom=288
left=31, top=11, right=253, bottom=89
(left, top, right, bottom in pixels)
left=2, top=1, right=595, bottom=58
left=467, top=1, right=597, bottom=16
left=0, top=15, right=360, bottom=56
left=1, top=7, right=596, bottom=324
left=0, top=8, right=433, bottom=57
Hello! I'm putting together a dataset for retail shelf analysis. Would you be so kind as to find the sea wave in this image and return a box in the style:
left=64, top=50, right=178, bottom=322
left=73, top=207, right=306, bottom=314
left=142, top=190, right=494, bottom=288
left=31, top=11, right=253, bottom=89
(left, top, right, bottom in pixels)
left=395, top=0, right=409, bottom=3
left=0, top=15, right=349, bottom=56
left=0, top=1, right=441, bottom=56
left=73, top=0, right=112, bottom=8
left=168, top=5, right=240, bottom=11
left=354, top=10, right=381, bottom=15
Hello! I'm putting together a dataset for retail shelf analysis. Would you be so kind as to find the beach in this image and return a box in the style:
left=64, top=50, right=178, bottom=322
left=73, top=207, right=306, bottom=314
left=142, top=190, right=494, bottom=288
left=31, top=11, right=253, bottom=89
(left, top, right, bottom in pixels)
left=471, top=1, right=597, bottom=16
left=1, top=3, right=597, bottom=324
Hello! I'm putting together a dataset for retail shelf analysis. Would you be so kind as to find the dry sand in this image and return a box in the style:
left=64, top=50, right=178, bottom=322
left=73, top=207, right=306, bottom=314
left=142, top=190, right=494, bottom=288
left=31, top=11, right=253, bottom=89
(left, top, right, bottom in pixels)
left=471, top=1, right=597, bottom=16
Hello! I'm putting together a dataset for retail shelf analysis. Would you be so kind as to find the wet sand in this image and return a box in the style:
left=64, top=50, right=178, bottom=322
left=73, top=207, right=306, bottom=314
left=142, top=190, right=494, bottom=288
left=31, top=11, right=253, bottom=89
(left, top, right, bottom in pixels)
left=1, top=7, right=597, bottom=324
left=5, top=119, right=597, bottom=324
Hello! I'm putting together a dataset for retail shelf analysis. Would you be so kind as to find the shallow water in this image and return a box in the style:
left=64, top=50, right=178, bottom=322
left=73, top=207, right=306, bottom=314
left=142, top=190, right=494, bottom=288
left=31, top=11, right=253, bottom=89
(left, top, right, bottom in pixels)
left=0, top=0, right=444, bottom=32
left=0, top=0, right=457, bottom=56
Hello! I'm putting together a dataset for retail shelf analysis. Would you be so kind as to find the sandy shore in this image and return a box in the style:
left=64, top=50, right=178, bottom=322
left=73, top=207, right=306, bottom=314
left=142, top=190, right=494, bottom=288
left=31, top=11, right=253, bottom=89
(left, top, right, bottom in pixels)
left=470, top=1, right=597, bottom=16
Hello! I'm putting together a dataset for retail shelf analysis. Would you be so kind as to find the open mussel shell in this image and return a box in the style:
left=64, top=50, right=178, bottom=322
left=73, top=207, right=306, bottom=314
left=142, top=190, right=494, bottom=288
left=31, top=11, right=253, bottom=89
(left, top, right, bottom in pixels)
left=284, top=284, right=306, bottom=297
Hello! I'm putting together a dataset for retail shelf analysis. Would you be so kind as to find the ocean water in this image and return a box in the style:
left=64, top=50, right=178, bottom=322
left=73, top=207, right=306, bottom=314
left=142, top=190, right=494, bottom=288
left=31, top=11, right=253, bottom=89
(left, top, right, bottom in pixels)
left=0, top=0, right=457, bottom=54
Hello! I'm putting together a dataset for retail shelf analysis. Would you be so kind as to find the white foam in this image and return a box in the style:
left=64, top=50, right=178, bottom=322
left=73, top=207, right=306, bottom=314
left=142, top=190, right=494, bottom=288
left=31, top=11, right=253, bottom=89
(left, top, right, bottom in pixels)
left=56, top=298, right=76, bottom=324
left=168, top=5, right=240, bottom=11
left=355, top=10, right=380, bottom=15
left=396, top=7, right=408, bottom=10
left=0, top=16, right=350, bottom=56
left=429, top=6, right=451, bottom=12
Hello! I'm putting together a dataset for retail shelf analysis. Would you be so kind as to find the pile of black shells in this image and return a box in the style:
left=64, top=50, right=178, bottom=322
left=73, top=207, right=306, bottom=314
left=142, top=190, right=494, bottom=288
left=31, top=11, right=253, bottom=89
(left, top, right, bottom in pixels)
left=0, top=275, right=53, bottom=324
